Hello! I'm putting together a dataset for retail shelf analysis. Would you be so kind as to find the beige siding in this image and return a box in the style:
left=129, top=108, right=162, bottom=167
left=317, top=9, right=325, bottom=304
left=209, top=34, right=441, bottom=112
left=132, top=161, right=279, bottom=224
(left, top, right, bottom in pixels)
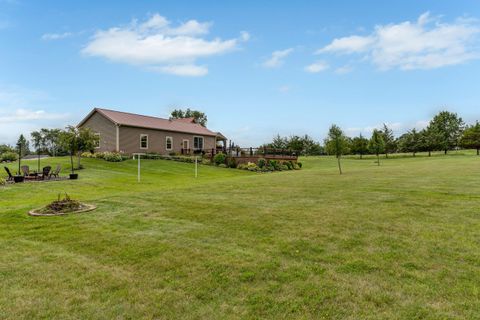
left=119, top=126, right=216, bottom=154
left=79, top=112, right=117, bottom=152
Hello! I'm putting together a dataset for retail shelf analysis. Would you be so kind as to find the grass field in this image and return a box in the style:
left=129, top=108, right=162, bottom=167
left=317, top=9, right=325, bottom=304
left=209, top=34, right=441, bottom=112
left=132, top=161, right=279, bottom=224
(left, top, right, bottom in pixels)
left=1, top=154, right=479, bottom=319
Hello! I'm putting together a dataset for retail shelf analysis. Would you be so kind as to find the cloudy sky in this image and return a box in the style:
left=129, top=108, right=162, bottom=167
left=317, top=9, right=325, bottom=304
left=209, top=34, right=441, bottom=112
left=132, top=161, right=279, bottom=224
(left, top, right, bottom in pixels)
left=1, top=0, right=480, bottom=145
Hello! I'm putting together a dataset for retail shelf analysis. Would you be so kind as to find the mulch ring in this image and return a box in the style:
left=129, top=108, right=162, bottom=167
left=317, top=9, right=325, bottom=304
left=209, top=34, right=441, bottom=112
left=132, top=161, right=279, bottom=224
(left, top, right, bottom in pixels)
left=28, top=204, right=97, bottom=216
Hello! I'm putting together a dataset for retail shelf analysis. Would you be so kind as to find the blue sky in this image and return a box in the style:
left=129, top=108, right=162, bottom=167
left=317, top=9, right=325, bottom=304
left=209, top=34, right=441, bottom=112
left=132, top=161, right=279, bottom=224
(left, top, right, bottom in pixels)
left=1, top=0, right=480, bottom=146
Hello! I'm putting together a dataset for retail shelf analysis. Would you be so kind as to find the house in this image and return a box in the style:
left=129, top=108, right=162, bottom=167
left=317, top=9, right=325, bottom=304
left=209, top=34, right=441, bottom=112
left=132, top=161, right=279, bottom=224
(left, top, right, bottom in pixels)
left=78, top=108, right=227, bottom=155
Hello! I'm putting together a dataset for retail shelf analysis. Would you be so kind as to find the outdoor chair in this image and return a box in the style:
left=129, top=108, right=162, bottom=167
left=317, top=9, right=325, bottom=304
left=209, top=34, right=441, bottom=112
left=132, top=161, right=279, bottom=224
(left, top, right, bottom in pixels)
left=21, top=165, right=29, bottom=176
left=4, top=167, right=13, bottom=181
left=49, top=164, right=61, bottom=179
left=39, top=166, right=51, bottom=180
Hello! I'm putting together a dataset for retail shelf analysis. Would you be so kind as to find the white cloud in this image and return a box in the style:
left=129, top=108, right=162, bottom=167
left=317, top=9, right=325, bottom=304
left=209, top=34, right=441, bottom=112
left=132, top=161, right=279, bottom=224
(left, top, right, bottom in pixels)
left=305, top=61, right=329, bottom=73
left=317, top=12, right=480, bottom=70
left=0, top=87, right=69, bottom=144
left=240, top=31, right=250, bottom=41
left=82, top=13, right=246, bottom=76
left=150, top=64, right=208, bottom=77
left=41, top=32, right=73, bottom=41
left=262, top=48, right=294, bottom=68
left=335, top=65, right=353, bottom=74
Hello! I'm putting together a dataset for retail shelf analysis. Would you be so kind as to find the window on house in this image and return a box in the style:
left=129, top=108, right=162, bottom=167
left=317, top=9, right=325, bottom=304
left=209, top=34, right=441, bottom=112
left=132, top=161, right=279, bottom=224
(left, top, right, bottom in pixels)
left=193, top=136, right=204, bottom=150
left=94, top=133, right=100, bottom=148
left=166, top=136, right=173, bottom=150
left=140, top=134, right=148, bottom=149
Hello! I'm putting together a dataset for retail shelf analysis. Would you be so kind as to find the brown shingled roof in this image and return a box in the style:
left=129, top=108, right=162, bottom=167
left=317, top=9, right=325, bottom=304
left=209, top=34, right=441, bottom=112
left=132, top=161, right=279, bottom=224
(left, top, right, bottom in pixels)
left=78, top=108, right=218, bottom=137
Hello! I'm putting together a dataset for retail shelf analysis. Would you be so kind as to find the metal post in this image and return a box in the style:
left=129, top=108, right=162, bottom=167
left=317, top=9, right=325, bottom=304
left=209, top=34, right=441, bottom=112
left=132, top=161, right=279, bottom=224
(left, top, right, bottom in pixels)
left=195, top=156, right=198, bottom=178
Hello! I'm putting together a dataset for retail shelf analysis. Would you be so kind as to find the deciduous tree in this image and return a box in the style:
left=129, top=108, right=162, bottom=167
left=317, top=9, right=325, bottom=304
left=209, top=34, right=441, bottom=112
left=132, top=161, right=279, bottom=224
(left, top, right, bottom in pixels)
left=170, top=108, right=208, bottom=127
left=429, top=111, right=464, bottom=154
left=460, top=121, right=480, bottom=155
left=369, top=129, right=385, bottom=166
left=324, top=124, right=349, bottom=174
left=350, top=134, right=369, bottom=159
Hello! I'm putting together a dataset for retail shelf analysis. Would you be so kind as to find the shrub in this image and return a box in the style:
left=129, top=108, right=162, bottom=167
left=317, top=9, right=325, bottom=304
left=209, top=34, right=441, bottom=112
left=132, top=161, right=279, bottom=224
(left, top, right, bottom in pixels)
left=297, top=162, right=303, bottom=168
left=268, top=160, right=280, bottom=171
left=280, top=164, right=289, bottom=171
left=283, top=161, right=293, bottom=170
left=213, top=152, right=226, bottom=166
left=81, top=152, right=94, bottom=158
left=1, top=152, right=17, bottom=162
left=258, top=158, right=267, bottom=168
left=237, top=164, right=247, bottom=170
left=201, top=158, right=211, bottom=165
left=246, top=162, right=259, bottom=171
left=227, top=157, right=237, bottom=168
left=0, top=177, right=6, bottom=186
left=93, top=152, right=105, bottom=159
left=103, top=152, right=124, bottom=162
left=218, top=163, right=227, bottom=168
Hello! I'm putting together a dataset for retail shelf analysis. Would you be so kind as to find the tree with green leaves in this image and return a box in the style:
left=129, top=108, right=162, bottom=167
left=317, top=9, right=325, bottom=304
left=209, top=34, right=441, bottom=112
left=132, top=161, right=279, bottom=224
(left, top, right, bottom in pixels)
left=31, top=130, right=46, bottom=173
left=397, top=129, right=421, bottom=157
left=170, top=108, right=208, bottom=127
left=460, top=121, right=480, bottom=155
left=324, top=124, right=349, bottom=174
left=369, top=129, right=385, bottom=166
left=41, top=128, right=63, bottom=156
left=419, top=126, right=440, bottom=157
left=381, top=124, right=397, bottom=158
left=60, top=126, right=99, bottom=173
left=15, top=134, right=30, bottom=156
left=350, top=134, right=369, bottom=159
left=429, top=111, right=464, bottom=154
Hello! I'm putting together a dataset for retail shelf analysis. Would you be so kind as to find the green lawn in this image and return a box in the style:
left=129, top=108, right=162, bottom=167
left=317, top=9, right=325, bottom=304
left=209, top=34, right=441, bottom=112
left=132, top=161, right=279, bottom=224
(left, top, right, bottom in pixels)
left=1, top=154, right=479, bottom=319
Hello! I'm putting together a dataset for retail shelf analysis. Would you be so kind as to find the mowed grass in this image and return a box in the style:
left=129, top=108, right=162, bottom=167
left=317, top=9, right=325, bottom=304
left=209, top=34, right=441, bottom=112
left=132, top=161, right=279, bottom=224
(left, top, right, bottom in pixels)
left=0, top=154, right=479, bottom=319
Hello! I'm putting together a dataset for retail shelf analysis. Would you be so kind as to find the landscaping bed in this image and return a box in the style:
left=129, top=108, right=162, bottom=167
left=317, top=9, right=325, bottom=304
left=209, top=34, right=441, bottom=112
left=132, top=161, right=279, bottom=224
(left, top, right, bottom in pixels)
left=28, top=194, right=96, bottom=216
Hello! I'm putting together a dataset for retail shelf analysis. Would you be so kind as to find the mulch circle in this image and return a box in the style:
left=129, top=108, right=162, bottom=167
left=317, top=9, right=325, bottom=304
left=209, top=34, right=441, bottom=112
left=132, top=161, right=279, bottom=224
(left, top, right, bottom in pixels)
left=28, top=204, right=97, bottom=216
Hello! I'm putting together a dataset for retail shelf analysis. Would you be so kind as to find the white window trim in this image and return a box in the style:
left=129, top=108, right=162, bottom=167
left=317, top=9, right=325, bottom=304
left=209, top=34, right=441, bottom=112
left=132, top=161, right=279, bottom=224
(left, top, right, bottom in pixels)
left=182, top=139, right=189, bottom=150
left=95, top=133, right=101, bottom=149
left=166, top=136, right=173, bottom=151
left=140, top=134, right=149, bottom=149
left=193, top=136, right=204, bottom=150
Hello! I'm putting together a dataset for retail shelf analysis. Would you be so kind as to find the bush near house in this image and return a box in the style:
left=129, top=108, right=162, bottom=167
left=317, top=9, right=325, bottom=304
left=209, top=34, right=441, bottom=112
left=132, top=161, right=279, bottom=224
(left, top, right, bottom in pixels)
left=213, top=152, right=227, bottom=166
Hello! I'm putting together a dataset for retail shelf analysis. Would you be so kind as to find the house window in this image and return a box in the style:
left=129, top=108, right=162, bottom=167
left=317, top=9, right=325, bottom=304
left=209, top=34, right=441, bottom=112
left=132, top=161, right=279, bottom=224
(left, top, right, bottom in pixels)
left=94, top=133, right=100, bottom=149
left=140, top=134, right=148, bottom=149
left=193, top=136, right=204, bottom=150
left=166, top=136, right=173, bottom=151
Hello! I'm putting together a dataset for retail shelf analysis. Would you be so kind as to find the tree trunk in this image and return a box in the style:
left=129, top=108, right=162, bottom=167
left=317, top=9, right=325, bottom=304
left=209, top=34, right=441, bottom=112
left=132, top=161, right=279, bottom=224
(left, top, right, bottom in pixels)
left=385, top=153, right=388, bottom=159
left=444, top=149, right=447, bottom=155
left=377, top=153, right=380, bottom=166
left=37, top=151, right=41, bottom=173
left=77, top=152, right=81, bottom=169
left=360, top=153, right=363, bottom=159
left=337, top=156, right=342, bottom=175
left=477, top=148, right=479, bottom=156
left=413, top=152, right=416, bottom=157
left=428, top=150, right=431, bottom=157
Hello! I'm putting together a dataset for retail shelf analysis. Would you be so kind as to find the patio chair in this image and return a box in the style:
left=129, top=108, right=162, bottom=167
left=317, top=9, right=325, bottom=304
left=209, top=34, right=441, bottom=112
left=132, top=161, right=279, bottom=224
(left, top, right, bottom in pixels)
left=4, top=167, right=13, bottom=181
left=21, top=165, right=29, bottom=176
left=39, top=166, right=51, bottom=180
left=49, top=164, right=61, bottom=179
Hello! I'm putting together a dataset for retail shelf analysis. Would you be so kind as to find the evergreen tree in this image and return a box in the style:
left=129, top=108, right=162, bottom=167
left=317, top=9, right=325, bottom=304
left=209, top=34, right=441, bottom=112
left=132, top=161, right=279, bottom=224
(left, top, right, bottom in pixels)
left=369, top=129, right=385, bottom=166
left=460, top=121, right=480, bottom=155
left=381, top=124, right=397, bottom=158
left=429, top=111, right=464, bottom=154
left=350, top=134, right=369, bottom=159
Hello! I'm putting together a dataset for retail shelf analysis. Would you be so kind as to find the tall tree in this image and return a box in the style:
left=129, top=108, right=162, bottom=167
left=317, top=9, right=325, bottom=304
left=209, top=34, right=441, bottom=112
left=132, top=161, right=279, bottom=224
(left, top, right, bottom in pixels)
left=419, top=126, right=440, bottom=157
left=324, top=124, right=349, bottom=174
left=41, top=128, right=63, bottom=156
left=460, top=121, right=480, bottom=155
left=350, top=134, right=369, bottom=159
left=369, top=129, right=385, bottom=166
left=31, top=130, right=46, bottom=173
left=381, top=124, right=397, bottom=158
left=267, top=134, right=288, bottom=150
left=15, top=134, right=30, bottom=156
left=429, top=111, right=464, bottom=154
left=397, top=129, right=421, bottom=157
left=60, top=126, right=99, bottom=172
left=170, top=108, right=208, bottom=127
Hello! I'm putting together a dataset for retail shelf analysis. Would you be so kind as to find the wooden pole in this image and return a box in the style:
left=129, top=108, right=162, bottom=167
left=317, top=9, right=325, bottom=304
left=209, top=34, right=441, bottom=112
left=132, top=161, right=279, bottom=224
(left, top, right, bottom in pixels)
left=195, top=156, right=198, bottom=178
left=138, top=154, right=141, bottom=182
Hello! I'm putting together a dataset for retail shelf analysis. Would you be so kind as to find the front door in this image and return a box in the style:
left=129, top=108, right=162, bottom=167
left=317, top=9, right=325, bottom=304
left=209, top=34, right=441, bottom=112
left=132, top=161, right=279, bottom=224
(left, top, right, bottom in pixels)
left=182, top=139, right=189, bottom=151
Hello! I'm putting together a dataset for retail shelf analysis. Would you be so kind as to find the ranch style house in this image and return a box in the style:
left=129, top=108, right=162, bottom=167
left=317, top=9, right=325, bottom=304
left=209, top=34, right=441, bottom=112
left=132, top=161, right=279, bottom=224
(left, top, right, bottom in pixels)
left=78, top=108, right=227, bottom=155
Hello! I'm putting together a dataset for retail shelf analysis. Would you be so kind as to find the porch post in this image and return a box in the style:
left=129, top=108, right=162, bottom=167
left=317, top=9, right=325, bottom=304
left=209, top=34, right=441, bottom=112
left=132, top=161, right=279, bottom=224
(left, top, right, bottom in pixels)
left=115, top=124, right=120, bottom=152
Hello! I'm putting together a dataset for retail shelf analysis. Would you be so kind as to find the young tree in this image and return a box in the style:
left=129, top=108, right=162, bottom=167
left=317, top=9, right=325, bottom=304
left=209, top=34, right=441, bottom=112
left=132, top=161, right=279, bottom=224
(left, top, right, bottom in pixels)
left=170, top=108, right=208, bottom=127
left=460, top=121, right=480, bottom=155
left=60, top=126, right=99, bottom=173
left=381, top=124, right=397, bottom=158
left=429, top=111, right=464, bottom=154
left=369, top=129, right=385, bottom=166
left=31, top=130, right=46, bottom=173
left=350, top=134, right=369, bottom=159
left=324, top=124, right=349, bottom=174
left=41, top=128, right=63, bottom=156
